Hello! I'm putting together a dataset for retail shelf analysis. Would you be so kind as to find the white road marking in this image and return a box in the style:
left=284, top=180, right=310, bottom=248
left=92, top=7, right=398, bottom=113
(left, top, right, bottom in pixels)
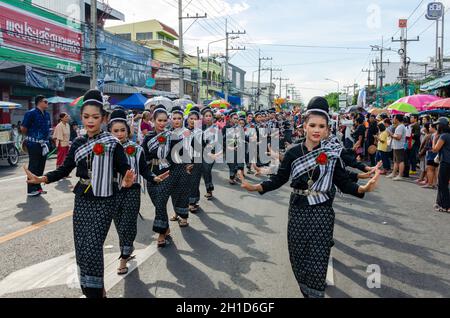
left=326, top=256, right=335, bottom=286
left=0, top=170, right=52, bottom=184
left=0, top=244, right=158, bottom=297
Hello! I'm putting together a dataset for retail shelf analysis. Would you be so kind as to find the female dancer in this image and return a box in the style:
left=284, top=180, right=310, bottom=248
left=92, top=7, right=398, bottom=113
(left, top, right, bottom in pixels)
left=240, top=97, right=380, bottom=298
left=108, top=109, right=170, bottom=274
left=186, top=106, right=203, bottom=213
left=24, top=89, right=135, bottom=298
left=169, top=106, right=192, bottom=227
left=201, top=107, right=219, bottom=200
left=142, top=105, right=175, bottom=248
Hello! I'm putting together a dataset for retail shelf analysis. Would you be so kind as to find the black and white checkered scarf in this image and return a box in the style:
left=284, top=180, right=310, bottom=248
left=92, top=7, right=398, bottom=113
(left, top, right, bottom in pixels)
left=74, top=132, right=118, bottom=197
left=147, top=130, right=172, bottom=170
left=290, top=138, right=344, bottom=205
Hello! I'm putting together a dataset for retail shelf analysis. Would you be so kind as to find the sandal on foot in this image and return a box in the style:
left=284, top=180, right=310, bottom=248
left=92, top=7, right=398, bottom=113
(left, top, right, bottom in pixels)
left=205, top=193, right=213, bottom=200
left=117, top=266, right=129, bottom=275
left=178, top=219, right=189, bottom=228
left=170, top=215, right=180, bottom=222
left=189, top=205, right=199, bottom=213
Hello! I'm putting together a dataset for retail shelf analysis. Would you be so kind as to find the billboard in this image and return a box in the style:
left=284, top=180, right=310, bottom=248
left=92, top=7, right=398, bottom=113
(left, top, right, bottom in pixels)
left=85, top=29, right=152, bottom=87
left=0, top=0, right=82, bottom=72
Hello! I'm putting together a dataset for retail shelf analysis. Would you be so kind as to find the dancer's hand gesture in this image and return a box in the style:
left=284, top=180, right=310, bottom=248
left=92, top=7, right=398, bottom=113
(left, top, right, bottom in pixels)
left=186, top=164, right=194, bottom=174
left=358, top=169, right=381, bottom=194
left=239, top=171, right=263, bottom=192
left=154, top=171, right=170, bottom=184
left=122, top=170, right=136, bottom=188
left=24, top=166, right=47, bottom=184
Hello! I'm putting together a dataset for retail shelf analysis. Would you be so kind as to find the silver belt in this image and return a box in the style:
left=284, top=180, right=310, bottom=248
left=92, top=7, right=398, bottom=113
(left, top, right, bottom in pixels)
left=151, top=159, right=162, bottom=165
left=79, top=178, right=90, bottom=185
left=292, top=188, right=323, bottom=196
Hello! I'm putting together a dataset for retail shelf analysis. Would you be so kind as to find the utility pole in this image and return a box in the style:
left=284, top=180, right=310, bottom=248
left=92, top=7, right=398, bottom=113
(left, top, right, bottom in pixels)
left=90, top=0, right=97, bottom=89
left=273, top=77, right=289, bottom=98
left=261, top=65, right=282, bottom=108
left=392, top=23, right=419, bottom=97
left=371, top=40, right=391, bottom=108
left=197, top=46, right=204, bottom=104
left=362, top=69, right=373, bottom=89
left=225, top=19, right=245, bottom=102
left=178, top=0, right=207, bottom=99
left=257, top=51, right=272, bottom=110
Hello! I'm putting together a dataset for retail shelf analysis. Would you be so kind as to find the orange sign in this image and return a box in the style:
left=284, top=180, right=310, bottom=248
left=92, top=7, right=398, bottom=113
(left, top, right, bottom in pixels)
left=399, top=19, right=407, bottom=28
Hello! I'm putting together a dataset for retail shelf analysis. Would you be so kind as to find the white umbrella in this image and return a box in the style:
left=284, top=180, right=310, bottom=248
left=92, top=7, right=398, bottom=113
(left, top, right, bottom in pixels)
left=173, top=99, right=194, bottom=110
left=47, top=96, right=75, bottom=104
left=145, top=96, right=174, bottom=111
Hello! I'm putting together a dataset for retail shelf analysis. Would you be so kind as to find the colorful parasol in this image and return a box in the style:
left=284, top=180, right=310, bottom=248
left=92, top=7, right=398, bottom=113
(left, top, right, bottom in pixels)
left=70, top=96, right=84, bottom=107
left=209, top=99, right=231, bottom=109
left=426, top=98, right=450, bottom=109
left=387, top=102, right=419, bottom=114
left=394, top=95, right=442, bottom=112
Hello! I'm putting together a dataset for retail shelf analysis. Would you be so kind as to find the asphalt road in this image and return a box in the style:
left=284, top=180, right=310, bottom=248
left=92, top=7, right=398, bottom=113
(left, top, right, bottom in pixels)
left=0, top=157, right=448, bottom=298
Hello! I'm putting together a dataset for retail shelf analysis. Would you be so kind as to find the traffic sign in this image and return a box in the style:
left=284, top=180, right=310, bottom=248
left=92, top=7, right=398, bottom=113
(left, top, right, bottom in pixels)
left=426, top=2, right=444, bottom=20
left=399, top=19, right=407, bottom=28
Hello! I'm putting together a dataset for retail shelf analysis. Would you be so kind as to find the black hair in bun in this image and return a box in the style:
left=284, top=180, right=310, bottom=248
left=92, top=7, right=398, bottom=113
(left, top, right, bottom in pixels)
left=108, top=109, right=130, bottom=135
left=201, top=107, right=213, bottom=116
left=305, top=96, right=330, bottom=123
left=153, top=105, right=168, bottom=120
left=81, top=89, right=104, bottom=113
left=188, top=106, right=201, bottom=118
left=171, top=106, right=184, bottom=115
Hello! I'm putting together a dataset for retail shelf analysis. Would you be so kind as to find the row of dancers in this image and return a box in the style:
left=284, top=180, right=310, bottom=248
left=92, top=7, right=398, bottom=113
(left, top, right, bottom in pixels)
left=24, top=89, right=380, bottom=298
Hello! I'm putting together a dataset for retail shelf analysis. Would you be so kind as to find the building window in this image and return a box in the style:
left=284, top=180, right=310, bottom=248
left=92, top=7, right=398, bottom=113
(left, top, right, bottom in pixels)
left=136, top=32, right=153, bottom=40
left=158, top=33, right=165, bottom=40
left=166, top=38, right=174, bottom=44
left=116, top=33, right=132, bottom=41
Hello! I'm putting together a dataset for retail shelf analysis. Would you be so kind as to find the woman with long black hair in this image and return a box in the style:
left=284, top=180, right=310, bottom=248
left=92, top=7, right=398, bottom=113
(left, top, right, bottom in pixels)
left=24, top=89, right=136, bottom=298
left=240, top=97, right=380, bottom=298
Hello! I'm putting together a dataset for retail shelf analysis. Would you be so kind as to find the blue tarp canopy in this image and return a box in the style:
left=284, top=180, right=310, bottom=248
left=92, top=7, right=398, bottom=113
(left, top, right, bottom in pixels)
left=420, top=74, right=450, bottom=91
left=216, top=92, right=241, bottom=106
left=117, top=93, right=147, bottom=110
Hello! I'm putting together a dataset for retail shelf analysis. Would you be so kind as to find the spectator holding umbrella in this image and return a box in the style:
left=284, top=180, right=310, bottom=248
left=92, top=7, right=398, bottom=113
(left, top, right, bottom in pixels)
left=432, top=117, right=450, bottom=213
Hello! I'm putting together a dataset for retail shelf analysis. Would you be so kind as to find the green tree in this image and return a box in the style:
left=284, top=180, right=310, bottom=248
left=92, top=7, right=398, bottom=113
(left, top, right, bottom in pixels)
left=325, top=92, right=340, bottom=111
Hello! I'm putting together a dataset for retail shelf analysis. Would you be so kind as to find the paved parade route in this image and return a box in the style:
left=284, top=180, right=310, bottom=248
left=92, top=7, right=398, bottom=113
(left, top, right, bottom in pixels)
left=0, top=159, right=449, bottom=298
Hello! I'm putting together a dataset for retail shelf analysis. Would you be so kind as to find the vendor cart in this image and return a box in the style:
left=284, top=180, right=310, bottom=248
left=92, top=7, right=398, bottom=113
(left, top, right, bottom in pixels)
left=0, top=102, right=22, bottom=166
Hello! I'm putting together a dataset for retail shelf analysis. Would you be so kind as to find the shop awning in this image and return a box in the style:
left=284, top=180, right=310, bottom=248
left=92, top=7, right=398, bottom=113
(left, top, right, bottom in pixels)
left=0, top=101, right=22, bottom=110
left=216, top=92, right=241, bottom=106
left=420, top=74, right=450, bottom=91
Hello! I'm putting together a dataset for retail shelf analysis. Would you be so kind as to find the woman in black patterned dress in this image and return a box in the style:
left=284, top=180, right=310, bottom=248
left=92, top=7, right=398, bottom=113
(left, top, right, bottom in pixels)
left=24, top=89, right=135, bottom=298
left=108, top=109, right=170, bottom=274
left=241, top=97, right=380, bottom=298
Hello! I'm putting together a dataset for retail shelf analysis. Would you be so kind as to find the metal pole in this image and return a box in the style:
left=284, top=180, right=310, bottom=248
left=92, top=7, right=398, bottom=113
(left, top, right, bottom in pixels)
left=436, top=19, right=439, bottom=72
left=225, top=19, right=229, bottom=102
left=197, top=46, right=201, bottom=104
left=90, top=0, right=97, bottom=89
left=269, top=65, right=273, bottom=108
left=178, top=0, right=184, bottom=98
left=441, top=10, right=445, bottom=72
left=257, top=49, right=261, bottom=110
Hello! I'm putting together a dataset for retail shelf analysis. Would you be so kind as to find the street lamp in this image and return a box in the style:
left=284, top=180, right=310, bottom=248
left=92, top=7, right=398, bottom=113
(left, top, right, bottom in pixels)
left=325, top=78, right=340, bottom=94
left=206, top=36, right=239, bottom=100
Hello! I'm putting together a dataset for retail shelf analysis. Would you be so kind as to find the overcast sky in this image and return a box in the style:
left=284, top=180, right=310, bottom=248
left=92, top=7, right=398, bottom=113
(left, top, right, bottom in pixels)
left=106, top=0, right=450, bottom=103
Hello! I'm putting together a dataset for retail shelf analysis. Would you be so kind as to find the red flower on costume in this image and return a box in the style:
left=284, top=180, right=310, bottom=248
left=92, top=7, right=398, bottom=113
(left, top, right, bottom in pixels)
left=316, top=153, right=328, bottom=165
left=93, top=143, right=105, bottom=156
left=158, top=135, right=167, bottom=144
left=125, top=145, right=137, bottom=156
